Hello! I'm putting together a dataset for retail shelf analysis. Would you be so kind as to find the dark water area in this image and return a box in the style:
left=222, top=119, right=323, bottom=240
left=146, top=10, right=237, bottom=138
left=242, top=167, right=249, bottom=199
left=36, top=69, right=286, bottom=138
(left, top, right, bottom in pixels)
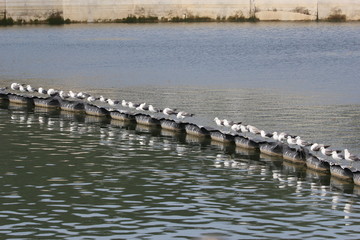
left=1, top=22, right=360, bottom=239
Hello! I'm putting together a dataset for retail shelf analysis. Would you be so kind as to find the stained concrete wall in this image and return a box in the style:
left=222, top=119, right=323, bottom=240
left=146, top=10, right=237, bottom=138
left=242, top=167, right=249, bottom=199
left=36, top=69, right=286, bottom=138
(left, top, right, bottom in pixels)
left=2, top=0, right=360, bottom=22
left=0, top=0, right=5, bottom=19
left=5, top=0, right=63, bottom=21
left=254, top=0, right=318, bottom=21
left=62, top=0, right=251, bottom=22
left=318, top=0, right=360, bottom=20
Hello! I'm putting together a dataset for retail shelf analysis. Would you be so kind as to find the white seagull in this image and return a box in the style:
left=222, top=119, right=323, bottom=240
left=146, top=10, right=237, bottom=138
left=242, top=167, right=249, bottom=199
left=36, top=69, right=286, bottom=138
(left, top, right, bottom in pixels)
left=68, top=91, right=77, bottom=98
left=26, top=85, right=37, bottom=93
left=121, top=100, right=128, bottom=107
left=287, top=136, right=297, bottom=145
left=163, top=107, right=177, bottom=116
left=99, top=96, right=107, bottom=103
left=128, top=101, right=140, bottom=109
left=295, top=136, right=312, bottom=147
left=38, top=87, right=47, bottom=95
left=214, top=117, right=224, bottom=126
left=247, top=125, right=261, bottom=135
left=149, top=104, right=160, bottom=113
left=260, top=130, right=273, bottom=138
left=332, top=151, right=344, bottom=160
left=176, top=111, right=194, bottom=120
left=136, top=103, right=149, bottom=111
left=344, top=149, right=360, bottom=161
left=310, top=143, right=330, bottom=152
left=11, top=83, right=20, bottom=91
left=107, top=99, right=119, bottom=106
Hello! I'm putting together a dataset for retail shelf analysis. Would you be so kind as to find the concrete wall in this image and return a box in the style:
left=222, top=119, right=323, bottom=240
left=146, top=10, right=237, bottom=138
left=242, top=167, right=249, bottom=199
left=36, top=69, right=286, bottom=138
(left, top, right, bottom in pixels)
left=62, top=0, right=251, bottom=22
left=5, top=0, right=63, bottom=21
left=254, top=0, right=317, bottom=21
left=0, top=0, right=5, bottom=19
left=2, top=0, right=360, bottom=22
left=318, top=0, right=360, bottom=20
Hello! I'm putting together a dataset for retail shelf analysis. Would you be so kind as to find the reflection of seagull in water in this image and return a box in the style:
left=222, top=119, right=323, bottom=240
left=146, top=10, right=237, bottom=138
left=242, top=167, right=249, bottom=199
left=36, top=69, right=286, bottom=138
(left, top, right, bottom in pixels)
left=163, top=107, right=177, bottom=116
left=176, top=111, right=194, bottom=120
left=344, top=149, right=360, bottom=161
left=214, top=117, right=224, bottom=126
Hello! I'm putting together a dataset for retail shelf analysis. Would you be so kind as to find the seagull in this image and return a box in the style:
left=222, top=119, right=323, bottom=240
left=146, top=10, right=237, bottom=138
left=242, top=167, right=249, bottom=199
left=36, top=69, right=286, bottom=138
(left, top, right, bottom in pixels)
left=68, top=91, right=77, bottom=98
left=38, top=87, right=47, bottom=95
left=76, top=92, right=90, bottom=99
left=26, top=85, right=37, bottom=93
left=321, top=147, right=341, bottom=156
left=128, top=101, right=140, bottom=109
left=136, top=103, right=149, bottom=111
left=107, top=99, right=119, bottom=106
left=260, top=130, right=273, bottom=138
left=223, top=119, right=234, bottom=127
left=163, top=107, right=177, bottom=116
left=121, top=100, right=128, bottom=107
left=287, top=136, right=297, bottom=145
left=247, top=125, right=261, bottom=135
left=332, top=151, right=344, bottom=160
left=310, top=143, right=330, bottom=152
left=11, top=83, right=20, bottom=91
left=272, top=132, right=279, bottom=141
left=19, top=84, right=26, bottom=92
left=59, top=91, right=69, bottom=99
left=176, top=111, right=194, bottom=120
left=344, top=149, right=360, bottom=161
left=87, top=96, right=97, bottom=102
left=278, top=132, right=290, bottom=142
left=231, top=124, right=241, bottom=132
left=47, top=88, right=57, bottom=96
left=149, top=104, right=160, bottom=113
left=99, top=96, right=107, bottom=103
left=214, top=117, right=224, bottom=126
left=295, top=136, right=312, bottom=147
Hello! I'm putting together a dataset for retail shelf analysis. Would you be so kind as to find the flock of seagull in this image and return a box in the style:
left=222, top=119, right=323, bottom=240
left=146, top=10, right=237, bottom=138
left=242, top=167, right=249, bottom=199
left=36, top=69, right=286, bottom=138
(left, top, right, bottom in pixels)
left=8, top=83, right=194, bottom=120
left=4, top=82, right=359, bottom=163
left=213, top=116, right=360, bottom=162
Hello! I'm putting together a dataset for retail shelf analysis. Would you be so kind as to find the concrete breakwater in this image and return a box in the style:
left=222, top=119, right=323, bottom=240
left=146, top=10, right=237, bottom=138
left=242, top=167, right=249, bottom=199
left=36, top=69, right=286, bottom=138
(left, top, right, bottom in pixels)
left=1, top=0, right=360, bottom=23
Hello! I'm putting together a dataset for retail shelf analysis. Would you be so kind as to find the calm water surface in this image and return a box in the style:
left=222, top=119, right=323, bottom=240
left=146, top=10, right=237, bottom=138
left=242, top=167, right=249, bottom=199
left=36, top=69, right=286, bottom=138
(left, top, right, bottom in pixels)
left=1, top=22, right=360, bottom=239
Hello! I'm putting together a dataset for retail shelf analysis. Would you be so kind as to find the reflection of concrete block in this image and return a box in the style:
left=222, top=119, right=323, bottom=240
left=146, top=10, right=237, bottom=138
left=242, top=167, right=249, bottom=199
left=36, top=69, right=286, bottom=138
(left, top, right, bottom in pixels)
left=318, top=0, right=360, bottom=20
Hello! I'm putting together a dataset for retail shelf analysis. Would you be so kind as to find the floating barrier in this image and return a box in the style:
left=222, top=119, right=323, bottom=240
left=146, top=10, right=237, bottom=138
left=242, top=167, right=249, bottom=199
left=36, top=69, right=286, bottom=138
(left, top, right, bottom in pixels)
left=259, top=142, right=284, bottom=157
left=8, top=93, right=34, bottom=105
left=282, top=145, right=307, bottom=164
left=209, top=130, right=235, bottom=144
left=306, top=155, right=330, bottom=172
left=0, top=92, right=8, bottom=101
left=59, top=99, right=85, bottom=113
left=234, top=135, right=260, bottom=150
left=33, top=96, right=60, bottom=108
left=134, top=113, right=161, bottom=127
left=2, top=89, right=360, bottom=188
left=185, top=123, right=210, bottom=137
left=110, top=110, right=136, bottom=122
left=330, top=164, right=354, bottom=182
left=160, top=119, right=186, bottom=132
left=84, top=103, right=110, bottom=117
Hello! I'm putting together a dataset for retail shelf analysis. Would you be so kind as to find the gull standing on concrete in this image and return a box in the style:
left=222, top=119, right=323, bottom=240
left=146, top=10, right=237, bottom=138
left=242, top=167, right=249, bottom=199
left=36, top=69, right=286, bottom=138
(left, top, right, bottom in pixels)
left=344, top=149, right=360, bottom=161
left=260, top=130, right=273, bottom=138
left=176, top=111, right=194, bottom=120
left=214, top=117, right=224, bottom=126
left=163, top=107, right=177, bottom=116
left=149, top=104, right=160, bottom=113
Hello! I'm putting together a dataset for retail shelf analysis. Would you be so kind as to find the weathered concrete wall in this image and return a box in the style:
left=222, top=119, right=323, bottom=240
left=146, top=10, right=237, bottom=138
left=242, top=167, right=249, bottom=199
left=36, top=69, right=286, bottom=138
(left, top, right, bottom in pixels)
left=62, top=0, right=251, bottom=22
left=318, top=0, right=360, bottom=20
left=254, top=0, right=317, bottom=21
left=0, top=0, right=5, bottom=19
left=2, top=0, right=360, bottom=22
left=5, top=0, right=63, bottom=21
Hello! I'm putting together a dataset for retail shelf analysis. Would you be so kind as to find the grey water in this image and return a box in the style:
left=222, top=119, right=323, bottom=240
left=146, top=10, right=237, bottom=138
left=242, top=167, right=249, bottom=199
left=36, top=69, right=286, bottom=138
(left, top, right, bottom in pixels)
left=1, top=22, right=360, bottom=239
